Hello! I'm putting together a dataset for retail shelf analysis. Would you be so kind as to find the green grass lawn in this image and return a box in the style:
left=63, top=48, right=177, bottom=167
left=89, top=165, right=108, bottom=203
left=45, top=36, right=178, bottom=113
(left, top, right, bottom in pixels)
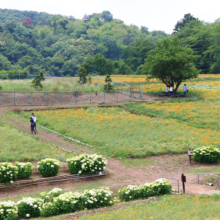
left=78, top=194, right=220, bottom=220
left=0, top=123, right=66, bottom=162
left=21, top=108, right=220, bottom=158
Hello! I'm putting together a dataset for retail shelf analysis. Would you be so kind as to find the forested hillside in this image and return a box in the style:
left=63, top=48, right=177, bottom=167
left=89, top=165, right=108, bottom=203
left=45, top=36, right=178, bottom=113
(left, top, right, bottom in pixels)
left=0, top=9, right=220, bottom=76
left=0, top=9, right=168, bottom=76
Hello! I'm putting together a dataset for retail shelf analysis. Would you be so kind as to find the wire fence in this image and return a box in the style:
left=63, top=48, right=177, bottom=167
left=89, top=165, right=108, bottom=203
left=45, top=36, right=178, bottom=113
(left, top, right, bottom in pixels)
left=0, top=86, right=143, bottom=106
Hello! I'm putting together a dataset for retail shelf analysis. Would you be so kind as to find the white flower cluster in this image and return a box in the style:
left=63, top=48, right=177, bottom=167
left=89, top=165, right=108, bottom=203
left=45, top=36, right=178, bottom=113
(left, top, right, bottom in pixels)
left=82, top=188, right=114, bottom=209
left=0, top=201, right=18, bottom=220
left=40, top=188, right=65, bottom=202
left=17, top=197, right=43, bottom=219
left=0, top=162, right=18, bottom=184
left=67, top=154, right=107, bottom=175
left=193, top=146, right=220, bottom=163
left=37, top=158, right=61, bottom=177
left=15, top=162, right=35, bottom=179
left=119, top=178, right=172, bottom=201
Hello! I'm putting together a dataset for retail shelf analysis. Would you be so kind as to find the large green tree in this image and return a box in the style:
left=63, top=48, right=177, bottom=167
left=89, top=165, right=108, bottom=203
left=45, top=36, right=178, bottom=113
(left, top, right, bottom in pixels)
left=142, top=37, right=199, bottom=93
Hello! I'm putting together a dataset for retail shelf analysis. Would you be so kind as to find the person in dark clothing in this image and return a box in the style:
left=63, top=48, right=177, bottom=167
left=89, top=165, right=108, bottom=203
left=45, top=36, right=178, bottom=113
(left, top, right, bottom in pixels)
left=30, top=117, right=35, bottom=134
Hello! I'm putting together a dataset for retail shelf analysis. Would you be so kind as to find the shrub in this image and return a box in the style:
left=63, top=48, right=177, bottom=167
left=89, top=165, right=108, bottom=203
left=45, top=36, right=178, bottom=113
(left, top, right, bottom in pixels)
left=0, top=163, right=18, bottom=184
left=193, top=146, right=220, bottom=164
left=16, top=162, right=35, bottom=179
left=41, top=192, right=82, bottom=217
left=52, top=86, right=59, bottom=92
left=40, top=188, right=65, bottom=203
left=17, top=198, right=43, bottom=219
left=82, top=188, right=114, bottom=210
left=37, top=158, right=61, bottom=177
left=0, top=201, right=18, bottom=220
left=67, top=154, right=107, bottom=175
left=119, top=178, right=172, bottom=201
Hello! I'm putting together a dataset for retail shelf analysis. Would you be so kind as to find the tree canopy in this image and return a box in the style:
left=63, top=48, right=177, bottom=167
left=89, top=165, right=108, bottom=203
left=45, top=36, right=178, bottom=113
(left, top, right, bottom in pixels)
left=142, top=37, right=199, bottom=92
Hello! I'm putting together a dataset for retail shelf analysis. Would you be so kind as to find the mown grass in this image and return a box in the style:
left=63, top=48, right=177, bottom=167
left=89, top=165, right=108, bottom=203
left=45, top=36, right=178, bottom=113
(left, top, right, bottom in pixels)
left=0, top=124, right=66, bottom=162
left=78, top=194, right=220, bottom=220
left=21, top=108, right=220, bottom=158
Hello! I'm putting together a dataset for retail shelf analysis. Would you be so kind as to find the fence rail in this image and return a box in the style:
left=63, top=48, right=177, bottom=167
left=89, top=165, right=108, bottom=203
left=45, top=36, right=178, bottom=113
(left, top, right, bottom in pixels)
left=0, top=87, right=143, bottom=106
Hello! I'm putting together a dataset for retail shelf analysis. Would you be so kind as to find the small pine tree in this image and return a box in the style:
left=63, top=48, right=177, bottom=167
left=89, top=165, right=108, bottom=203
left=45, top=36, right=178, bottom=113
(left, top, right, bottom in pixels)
left=88, top=75, right=92, bottom=84
left=78, top=67, right=87, bottom=84
left=31, top=71, right=45, bottom=89
left=104, top=75, right=113, bottom=91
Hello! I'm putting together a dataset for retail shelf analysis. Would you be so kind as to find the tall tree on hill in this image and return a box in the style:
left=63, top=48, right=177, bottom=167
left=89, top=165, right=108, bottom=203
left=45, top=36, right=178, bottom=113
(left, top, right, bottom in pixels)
left=142, top=37, right=199, bottom=93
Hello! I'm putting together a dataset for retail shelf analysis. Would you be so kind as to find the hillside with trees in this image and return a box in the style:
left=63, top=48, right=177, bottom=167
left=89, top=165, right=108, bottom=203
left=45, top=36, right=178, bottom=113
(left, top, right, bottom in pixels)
left=0, top=9, right=220, bottom=76
left=0, top=9, right=168, bottom=76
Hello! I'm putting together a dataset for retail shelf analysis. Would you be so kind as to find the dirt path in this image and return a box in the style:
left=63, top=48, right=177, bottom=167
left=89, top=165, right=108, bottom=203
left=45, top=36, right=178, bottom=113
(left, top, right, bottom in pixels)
left=0, top=104, right=219, bottom=200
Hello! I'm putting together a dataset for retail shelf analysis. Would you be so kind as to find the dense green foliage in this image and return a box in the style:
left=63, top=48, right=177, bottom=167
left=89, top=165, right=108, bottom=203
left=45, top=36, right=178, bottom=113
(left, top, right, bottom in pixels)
left=143, top=37, right=198, bottom=92
left=0, top=9, right=166, bottom=76
left=1, top=9, right=220, bottom=76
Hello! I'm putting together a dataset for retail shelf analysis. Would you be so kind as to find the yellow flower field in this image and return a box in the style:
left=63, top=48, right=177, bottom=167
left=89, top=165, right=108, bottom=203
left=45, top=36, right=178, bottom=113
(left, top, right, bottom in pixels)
left=27, top=108, right=220, bottom=158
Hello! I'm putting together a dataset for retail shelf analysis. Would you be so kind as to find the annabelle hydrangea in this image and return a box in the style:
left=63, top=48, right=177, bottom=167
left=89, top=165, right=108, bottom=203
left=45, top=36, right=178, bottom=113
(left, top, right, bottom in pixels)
left=15, top=162, right=35, bottom=179
left=0, top=201, right=18, bottom=220
left=40, top=188, right=65, bottom=203
left=41, top=192, right=82, bottom=217
left=82, top=188, right=114, bottom=209
left=67, top=154, right=107, bottom=175
left=17, top=197, right=43, bottom=219
left=119, top=178, right=172, bottom=201
left=37, top=158, right=61, bottom=177
left=0, top=162, right=18, bottom=184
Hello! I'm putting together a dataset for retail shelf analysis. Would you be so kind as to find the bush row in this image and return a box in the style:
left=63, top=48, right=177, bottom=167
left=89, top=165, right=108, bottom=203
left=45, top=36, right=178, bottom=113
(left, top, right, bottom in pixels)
left=0, top=187, right=115, bottom=219
left=119, top=178, right=172, bottom=201
left=0, top=154, right=107, bottom=184
left=0, top=178, right=172, bottom=219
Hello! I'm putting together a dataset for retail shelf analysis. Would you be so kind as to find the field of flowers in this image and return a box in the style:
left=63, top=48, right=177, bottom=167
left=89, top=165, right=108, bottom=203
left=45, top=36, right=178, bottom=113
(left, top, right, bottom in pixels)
left=78, top=194, right=220, bottom=220
left=0, top=124, right=65, bottom=161
left=125, top=100, right=220, bottom=130
left=22, top=108, right=220, bottom=158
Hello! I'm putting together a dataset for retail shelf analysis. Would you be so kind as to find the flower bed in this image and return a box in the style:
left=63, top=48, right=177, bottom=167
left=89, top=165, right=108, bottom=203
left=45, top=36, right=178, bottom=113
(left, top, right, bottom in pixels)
left=193, top=146, right=220, bottom=164
left=0, top=201, right=18, bottom=220
left=16, top=162, right=35, bottom=179
left=67, top=154, right=107, bottom=175
left=41, top=192, right=82, bottom=217
left=40, top=188, right=65, bottom=203
left=37, top=158, right=61, bottom=177
left=119, top=178, right=172, bottom=201
left=17, top=198, right=43, bottom=219
left=0, top=162, right=18, bottom=184
left=82, top=188, right=114, bottom=209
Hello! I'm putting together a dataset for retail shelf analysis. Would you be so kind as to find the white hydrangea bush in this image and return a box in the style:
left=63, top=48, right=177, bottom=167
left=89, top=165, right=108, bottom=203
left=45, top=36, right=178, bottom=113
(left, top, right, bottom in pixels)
left=37, top=158, right=61, bottom=177
left=40, top=188, right=65, bottom=203
left=0, top=201, right=18, bottom=220
left=193, top=146, right=220, bottom=164
left=67, top=154, right=107, bottom=175
left=17, top=197, right=43, bottom=219
left=119, top=178, right=172, bottom=201
left=0, top=162, right=18, bottom=185
left=82, top=188, right=114, bottom=209
left=41, top=192, right=82, bottom=217
left=16, top=162, right=35, bottom=179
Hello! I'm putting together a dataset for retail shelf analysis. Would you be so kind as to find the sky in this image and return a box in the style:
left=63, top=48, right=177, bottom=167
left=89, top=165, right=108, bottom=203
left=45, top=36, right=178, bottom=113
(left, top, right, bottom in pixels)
left=0, top=0, right=219, bottom=34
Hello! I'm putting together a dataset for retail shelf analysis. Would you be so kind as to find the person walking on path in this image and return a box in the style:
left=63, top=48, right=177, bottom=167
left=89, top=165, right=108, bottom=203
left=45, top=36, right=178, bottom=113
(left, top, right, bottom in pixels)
left=31, top=113, right=37, bottom=134
left=165, top=86, right=168, bottom=96
left=183, top=84, right=187, bottom=96
left=30, top=117, right=35, bottom=134
left=170, top=86, right=173, bottom=96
